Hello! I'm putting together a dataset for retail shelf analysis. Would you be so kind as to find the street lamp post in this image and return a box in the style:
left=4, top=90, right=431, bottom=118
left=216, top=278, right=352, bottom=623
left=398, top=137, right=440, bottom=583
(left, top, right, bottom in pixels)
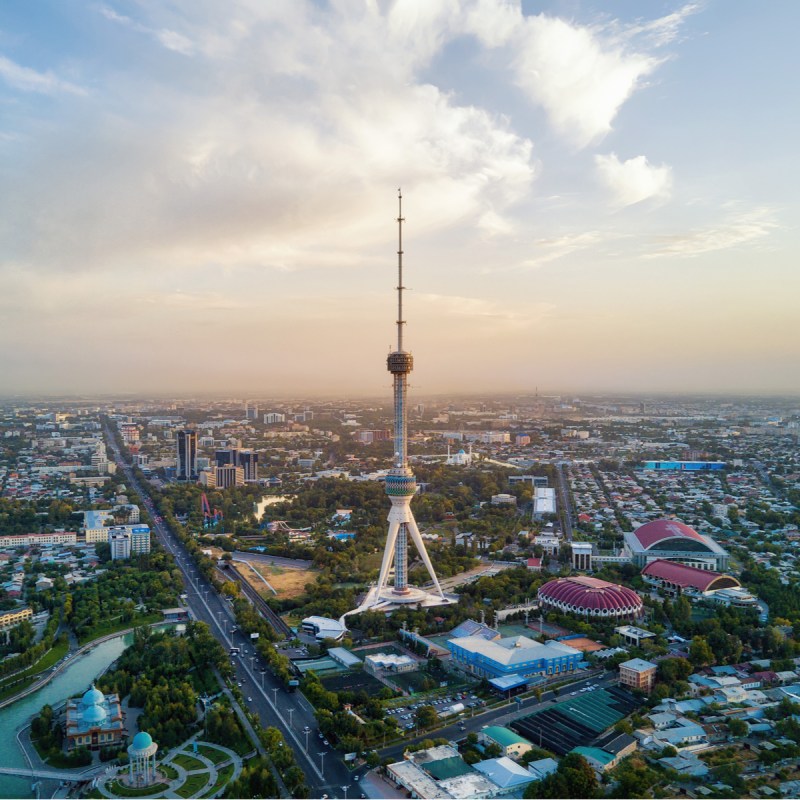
left=288, top=708, right=294, bottom=729
left=272, top=687, right=279, bottom=706
left=318, top=752, right=325, bottom=773
left=304, top=729, right=310, bottom=752
left=342, top=785, right=348, bottom=800
left=260, top=670, right=266, bottom=690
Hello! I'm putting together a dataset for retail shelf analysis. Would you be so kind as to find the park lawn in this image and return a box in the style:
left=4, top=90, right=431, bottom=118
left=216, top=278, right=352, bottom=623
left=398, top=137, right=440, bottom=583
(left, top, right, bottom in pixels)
left=107, top=778, right=169, bottom=797
left=78, top=613, right=162, bottom=645
left=158, top=763, right=179, bottom=780
left=203, top=762, right=234, bottom=798
left=176, top=772, right=210, bottom=798
left=172, top=752, right=206, bottom=771
left=196, top=744, right=229, bottom=765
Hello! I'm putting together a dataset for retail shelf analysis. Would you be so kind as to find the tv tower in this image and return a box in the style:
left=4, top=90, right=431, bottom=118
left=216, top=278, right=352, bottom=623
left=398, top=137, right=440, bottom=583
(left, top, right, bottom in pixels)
left=345, top=191, right=453, bottom=617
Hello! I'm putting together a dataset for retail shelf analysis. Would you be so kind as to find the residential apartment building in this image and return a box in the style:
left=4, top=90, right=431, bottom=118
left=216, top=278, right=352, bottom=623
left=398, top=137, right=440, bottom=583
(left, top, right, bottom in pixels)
left=0, top=532, right=77, bottom=548
left=619, top=658, right=657, bottom=693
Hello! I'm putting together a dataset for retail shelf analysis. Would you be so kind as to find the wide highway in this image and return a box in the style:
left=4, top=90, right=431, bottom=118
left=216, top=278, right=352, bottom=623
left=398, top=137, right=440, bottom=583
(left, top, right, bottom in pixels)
left=104, top=427, right=359, bottom=799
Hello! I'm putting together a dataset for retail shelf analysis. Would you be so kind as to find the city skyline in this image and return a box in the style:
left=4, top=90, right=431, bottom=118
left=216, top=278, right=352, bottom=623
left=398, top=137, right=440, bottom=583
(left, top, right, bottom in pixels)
left=1, top=1, right=798, bottom=396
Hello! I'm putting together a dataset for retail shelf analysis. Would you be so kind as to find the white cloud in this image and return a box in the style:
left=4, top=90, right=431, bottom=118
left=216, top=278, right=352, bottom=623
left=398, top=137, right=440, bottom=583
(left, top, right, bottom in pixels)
left=611, top=3, right=702, bottom=48
left=0, top=54, right=85, bottom=95
left=518, top=231, right=614, bottom=269
left=0, top=1, right=535, bottom=276
left=647, top=207, right=779, bottom=258
left=511, top=16, right=659, bottom=148
left=460, top=2, right=693, bottom=148
left=98, top=6, right=194, bottom=55
left=595, top=153, right=672, bottom=207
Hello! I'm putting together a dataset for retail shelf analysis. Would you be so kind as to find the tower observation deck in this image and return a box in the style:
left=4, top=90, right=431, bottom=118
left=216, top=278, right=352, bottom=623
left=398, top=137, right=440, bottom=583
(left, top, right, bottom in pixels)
left=343, top=192, right=454, bottom=619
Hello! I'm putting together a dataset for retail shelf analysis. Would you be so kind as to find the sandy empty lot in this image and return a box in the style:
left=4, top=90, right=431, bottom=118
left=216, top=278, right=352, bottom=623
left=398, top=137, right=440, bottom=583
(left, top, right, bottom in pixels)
left=235, top=559, right=316, bottom=599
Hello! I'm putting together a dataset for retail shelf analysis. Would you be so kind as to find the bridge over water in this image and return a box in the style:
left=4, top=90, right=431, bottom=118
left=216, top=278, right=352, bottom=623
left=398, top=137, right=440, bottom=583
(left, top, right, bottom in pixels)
left=0, top=765, right=104, bottom=782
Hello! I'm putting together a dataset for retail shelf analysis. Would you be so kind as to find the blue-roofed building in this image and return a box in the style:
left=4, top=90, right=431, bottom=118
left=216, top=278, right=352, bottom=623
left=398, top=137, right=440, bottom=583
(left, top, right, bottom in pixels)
left=65, top=685, right=125, bottom=750
left=450, top=618, right=500, bottom=641
left=489, top=673, right=542, bottom=696
left=447, top=635, right=581, bottom=680
left=479, top=726, right=534, bottom=759
left=571, top=746, right=617, bottom=774
left=474, top=757, right=539, bottom=794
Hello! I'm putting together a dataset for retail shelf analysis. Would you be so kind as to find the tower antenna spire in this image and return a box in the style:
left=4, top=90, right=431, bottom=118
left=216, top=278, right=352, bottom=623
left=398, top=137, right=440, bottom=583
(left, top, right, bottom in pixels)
left=397, top=187, right=405, bottom=352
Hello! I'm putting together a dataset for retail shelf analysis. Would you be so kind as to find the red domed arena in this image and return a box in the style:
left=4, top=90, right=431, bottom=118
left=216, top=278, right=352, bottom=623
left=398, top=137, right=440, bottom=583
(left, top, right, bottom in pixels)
left=538, top=576, right=643, bottom=620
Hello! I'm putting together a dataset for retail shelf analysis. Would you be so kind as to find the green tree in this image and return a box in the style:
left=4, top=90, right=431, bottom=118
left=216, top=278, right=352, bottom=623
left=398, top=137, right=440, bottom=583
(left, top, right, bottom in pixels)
left=689, top=635, right=715, bottom=667
left=728, top=718, right=748, bottom=738
left=414, top=705, right=439, bottom=730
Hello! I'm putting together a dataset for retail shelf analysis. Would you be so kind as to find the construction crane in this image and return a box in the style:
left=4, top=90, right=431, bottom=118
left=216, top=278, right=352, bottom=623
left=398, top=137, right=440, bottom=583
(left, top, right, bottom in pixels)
left=201, top=493, right=224, bottom=530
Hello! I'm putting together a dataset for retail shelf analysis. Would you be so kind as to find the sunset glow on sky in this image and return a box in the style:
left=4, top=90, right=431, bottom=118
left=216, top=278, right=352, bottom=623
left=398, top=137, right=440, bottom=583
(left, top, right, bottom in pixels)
left=0, top=1, right=797, bottom=396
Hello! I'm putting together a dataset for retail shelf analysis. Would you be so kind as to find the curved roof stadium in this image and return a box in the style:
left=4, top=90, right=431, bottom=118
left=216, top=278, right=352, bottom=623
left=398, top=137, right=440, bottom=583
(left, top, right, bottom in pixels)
left=538, top=576, right=643, bottom=619
left=632, top=519, right=706, bottom=549
left=623, top=519, right=729, bottom=570
left=641, top=559, right=740, bottom=592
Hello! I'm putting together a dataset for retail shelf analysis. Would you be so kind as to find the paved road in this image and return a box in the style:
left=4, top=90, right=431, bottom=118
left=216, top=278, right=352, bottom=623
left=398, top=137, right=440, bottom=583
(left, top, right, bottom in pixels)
left=104, top=428, right=360, bottom=799
left=555, top=461, right=574, bottom=542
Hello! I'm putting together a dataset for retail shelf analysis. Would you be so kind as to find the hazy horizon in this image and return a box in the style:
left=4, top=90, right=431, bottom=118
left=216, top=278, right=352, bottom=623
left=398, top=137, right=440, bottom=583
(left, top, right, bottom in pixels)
left=1, top=1, right=798, bottom=396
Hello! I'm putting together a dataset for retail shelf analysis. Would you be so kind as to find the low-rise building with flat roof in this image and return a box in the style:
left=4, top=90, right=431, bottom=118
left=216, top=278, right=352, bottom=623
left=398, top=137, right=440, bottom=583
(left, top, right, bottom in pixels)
left=478, top=726, right=534, bottom=760
left=619, top=658, right=658, bottom=693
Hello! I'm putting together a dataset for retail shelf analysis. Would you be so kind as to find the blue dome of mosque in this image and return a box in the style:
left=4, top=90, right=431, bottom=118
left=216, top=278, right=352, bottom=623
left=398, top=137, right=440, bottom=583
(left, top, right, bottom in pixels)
left=83, top=703, right=107, bottom=725
left=81, top=685, right=105, bottom=707
left=131, top=732, right=153, bottom=751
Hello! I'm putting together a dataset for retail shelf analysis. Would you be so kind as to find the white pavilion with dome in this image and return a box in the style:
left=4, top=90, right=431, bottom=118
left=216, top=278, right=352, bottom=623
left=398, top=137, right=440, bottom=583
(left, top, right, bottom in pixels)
left=127, top=731, right=159, bottom=786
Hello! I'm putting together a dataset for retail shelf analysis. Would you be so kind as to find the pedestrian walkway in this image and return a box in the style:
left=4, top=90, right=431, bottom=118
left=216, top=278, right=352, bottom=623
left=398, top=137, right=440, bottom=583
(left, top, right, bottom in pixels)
left=94, top=734, right=243, bottom=799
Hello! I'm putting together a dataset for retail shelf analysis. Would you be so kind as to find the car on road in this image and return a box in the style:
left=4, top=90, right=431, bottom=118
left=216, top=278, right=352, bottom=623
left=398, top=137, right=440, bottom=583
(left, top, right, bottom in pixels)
left=354, top=775, right=360, bottom=782
left=248, top=697, right=252, bottom=702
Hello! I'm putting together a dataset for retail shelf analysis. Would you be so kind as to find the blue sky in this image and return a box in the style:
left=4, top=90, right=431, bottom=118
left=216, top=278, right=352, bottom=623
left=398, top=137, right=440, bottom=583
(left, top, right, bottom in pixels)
left=0, top=1, right=797, bottom=396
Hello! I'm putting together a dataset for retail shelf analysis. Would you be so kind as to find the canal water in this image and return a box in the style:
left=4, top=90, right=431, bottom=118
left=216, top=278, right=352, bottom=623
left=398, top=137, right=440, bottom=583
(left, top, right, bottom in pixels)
left=0, top=633, right=132, bottom=799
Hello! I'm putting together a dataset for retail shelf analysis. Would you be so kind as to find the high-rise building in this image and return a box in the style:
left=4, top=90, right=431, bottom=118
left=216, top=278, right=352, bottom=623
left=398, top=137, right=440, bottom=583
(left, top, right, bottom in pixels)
left=110, top=530, right=131, bottom=561
left=176, top=429, right=197, bottom=481
left=108, top=525, right=150, bottom=558
left=212, top=465, right=244, bottom=489
left=214, top=448, right=258, bottom=481
left=245, top=402, right=259, bottom=420
left=346, top=192, right=454, bottom=618
left=130, top=526, right=151, bottom=555
left=237, top=450, right=258, bottom=482
left=214, top=448, right=235, bottom=467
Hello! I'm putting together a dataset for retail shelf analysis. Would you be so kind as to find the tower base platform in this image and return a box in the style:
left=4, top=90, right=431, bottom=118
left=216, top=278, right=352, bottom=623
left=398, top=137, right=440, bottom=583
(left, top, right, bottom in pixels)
left=340, top=584, right=458, bottom=624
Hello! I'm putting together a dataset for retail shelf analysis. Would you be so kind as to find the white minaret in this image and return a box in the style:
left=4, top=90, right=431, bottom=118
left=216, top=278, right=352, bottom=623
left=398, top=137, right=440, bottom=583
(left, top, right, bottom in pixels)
left=344, top=192, right=453, bottom=617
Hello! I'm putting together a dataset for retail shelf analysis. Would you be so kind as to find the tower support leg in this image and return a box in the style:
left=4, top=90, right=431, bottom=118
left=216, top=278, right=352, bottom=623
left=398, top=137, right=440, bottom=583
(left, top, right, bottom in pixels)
left=375, top=518, right=401, bottom=597
left=406, top=516, right=446, bottom=598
